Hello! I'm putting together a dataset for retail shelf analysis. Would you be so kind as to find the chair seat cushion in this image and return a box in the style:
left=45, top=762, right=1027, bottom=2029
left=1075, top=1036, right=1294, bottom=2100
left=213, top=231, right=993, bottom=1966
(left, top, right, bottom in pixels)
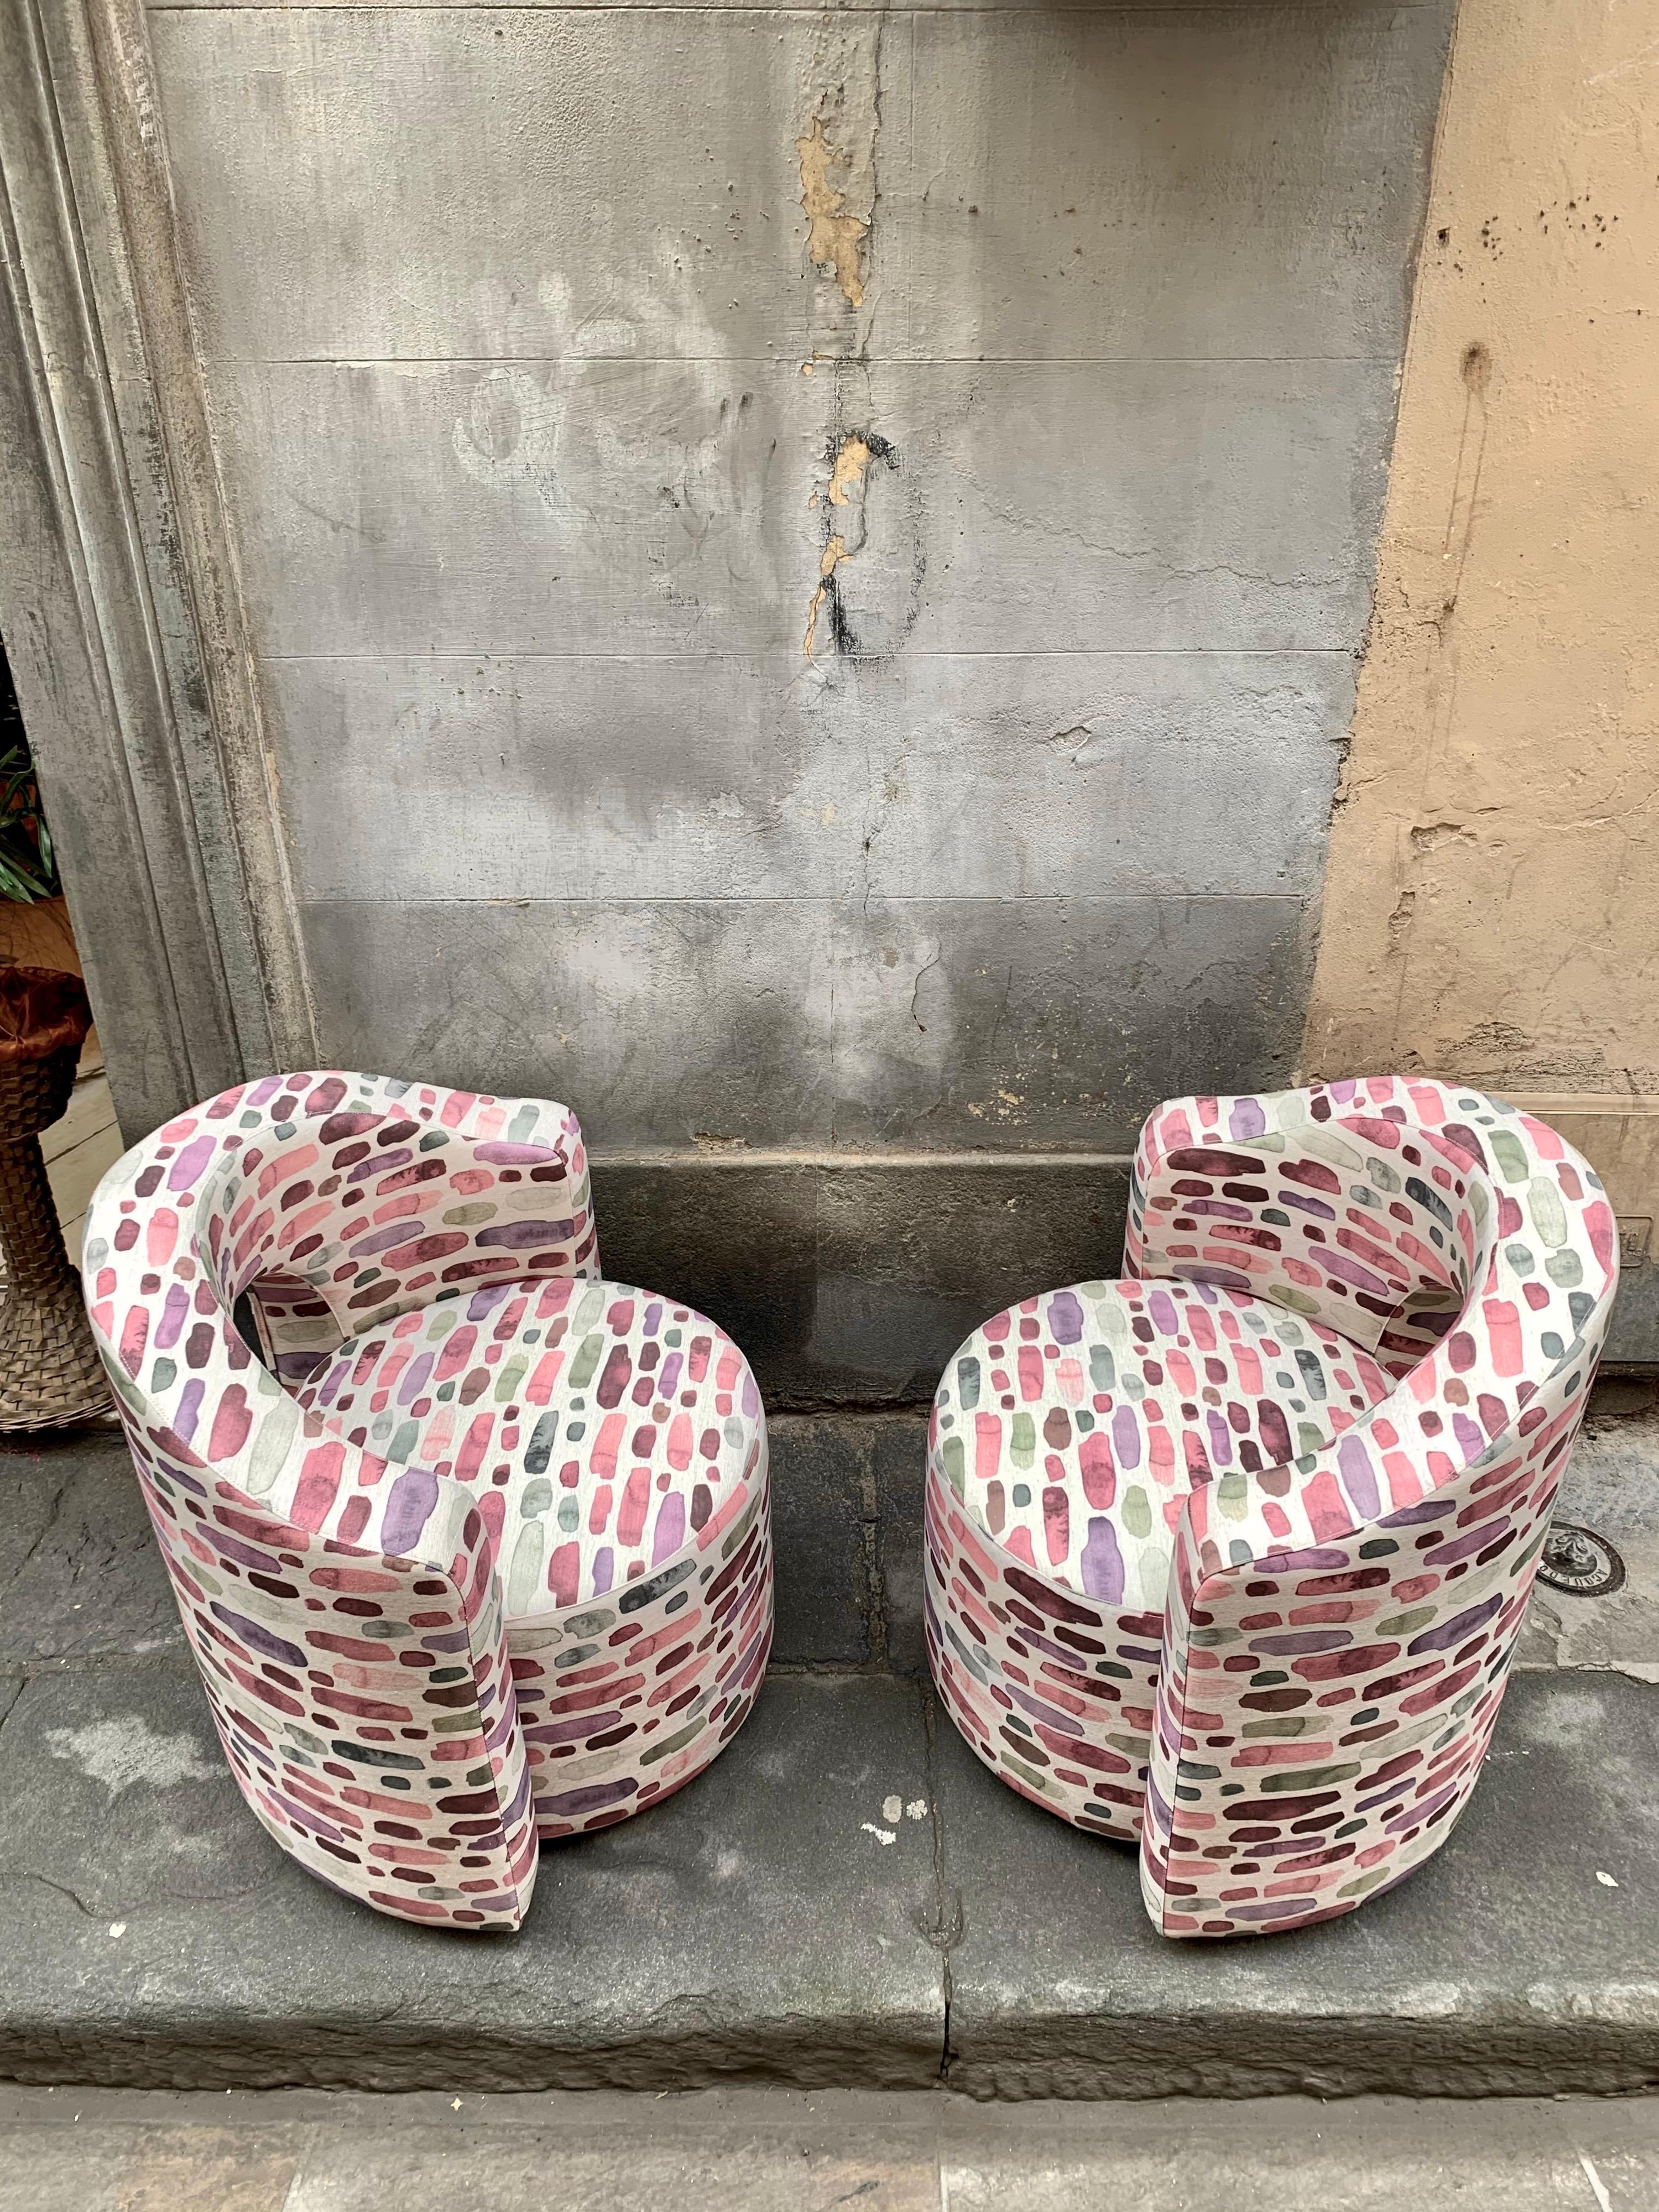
left=295, top=1274, right=764, bottom=1620
left=934, top=1277, right=1391, bottom=1614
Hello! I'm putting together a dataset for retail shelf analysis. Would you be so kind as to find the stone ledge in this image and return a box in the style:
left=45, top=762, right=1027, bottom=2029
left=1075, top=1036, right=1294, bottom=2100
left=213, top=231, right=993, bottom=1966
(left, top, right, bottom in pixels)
left=0, top=1668, right=947, bottom=2094
left=933, top=1670, right=1659, bottom=2100
left=2, top=1420, right=1657, bottom=2099
left=589, top=1151, right=1133, bottom=1406
left=0, top=1657, right=1655, bottom=2098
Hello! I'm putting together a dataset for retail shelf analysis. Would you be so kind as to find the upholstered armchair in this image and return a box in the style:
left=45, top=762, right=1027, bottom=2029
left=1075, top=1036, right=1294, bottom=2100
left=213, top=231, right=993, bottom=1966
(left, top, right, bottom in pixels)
left=925, top=1078, right=1616, bottom=1937
left=84, top=1071, right=771, bottom=1931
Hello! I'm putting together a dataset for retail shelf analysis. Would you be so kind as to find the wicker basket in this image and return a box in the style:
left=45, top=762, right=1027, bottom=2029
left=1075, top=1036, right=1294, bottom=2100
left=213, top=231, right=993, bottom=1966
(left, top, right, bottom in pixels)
left=0, top=965, right=113, bottom=1428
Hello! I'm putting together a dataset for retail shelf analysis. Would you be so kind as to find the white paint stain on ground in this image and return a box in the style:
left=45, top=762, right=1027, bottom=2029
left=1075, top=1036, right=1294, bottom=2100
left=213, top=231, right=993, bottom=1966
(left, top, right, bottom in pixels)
left=44, top=1718, right=216, bottom=1796
left=1579, top=2150, right=1613, bottom=2211
left=864, top=1792, right=928, bottom=1844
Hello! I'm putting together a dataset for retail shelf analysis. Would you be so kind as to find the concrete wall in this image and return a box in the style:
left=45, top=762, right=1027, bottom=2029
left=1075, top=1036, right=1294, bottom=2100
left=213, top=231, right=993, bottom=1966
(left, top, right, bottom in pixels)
left=6, top=0, right=1453, bottom=1398
left=1302, top=0, right=1659, bottom=1359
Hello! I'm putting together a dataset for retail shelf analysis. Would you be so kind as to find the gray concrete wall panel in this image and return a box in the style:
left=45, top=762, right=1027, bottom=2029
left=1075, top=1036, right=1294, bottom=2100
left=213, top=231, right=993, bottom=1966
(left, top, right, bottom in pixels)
left=300, top=890, right=1305, bottom=1147
left=44, top=0, right=1456, bottom=1394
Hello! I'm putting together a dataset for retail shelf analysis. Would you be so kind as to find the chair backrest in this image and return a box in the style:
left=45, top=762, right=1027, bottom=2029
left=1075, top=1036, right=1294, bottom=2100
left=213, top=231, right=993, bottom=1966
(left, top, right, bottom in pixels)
left=1127, top=1076, right=1618, bottom=1547
left=84, top=1069, right=597, bottom=1562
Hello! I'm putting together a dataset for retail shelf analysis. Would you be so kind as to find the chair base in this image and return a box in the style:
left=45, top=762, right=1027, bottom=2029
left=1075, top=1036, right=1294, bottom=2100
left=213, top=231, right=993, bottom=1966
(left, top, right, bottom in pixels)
left=924, top=1483, right=1157, bottom=1843
left=515, top=1496, right=774, bottom=1841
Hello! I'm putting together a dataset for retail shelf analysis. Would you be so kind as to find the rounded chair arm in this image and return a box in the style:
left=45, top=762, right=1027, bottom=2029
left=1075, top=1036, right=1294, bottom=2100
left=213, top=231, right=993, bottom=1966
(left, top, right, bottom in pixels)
left=114, top=1387, right=540, bottom=1927
left=1124, top=1079, right=1506, bottom=1363
left=1140, top=1337, right=1600, bottom=1938
left=232, top=1082, right=599, bottom=1378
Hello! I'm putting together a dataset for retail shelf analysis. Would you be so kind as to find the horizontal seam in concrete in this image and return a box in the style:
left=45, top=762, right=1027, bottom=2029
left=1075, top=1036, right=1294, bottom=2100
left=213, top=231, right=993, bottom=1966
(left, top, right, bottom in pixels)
left=259, top=648, right=1359, bottom=663
left=590, top=1147, right=1135, bottom=1169
left=300, top=893, right=1307, bottom=909
left=213, top=354, right=1392, bottom=367
left=149, top=5, right=1446, bottom=18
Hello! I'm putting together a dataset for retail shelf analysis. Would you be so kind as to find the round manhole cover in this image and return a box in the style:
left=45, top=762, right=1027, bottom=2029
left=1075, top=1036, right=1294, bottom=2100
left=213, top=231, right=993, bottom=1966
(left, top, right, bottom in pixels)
left=1536, top=1520, right=1626, bottom=1599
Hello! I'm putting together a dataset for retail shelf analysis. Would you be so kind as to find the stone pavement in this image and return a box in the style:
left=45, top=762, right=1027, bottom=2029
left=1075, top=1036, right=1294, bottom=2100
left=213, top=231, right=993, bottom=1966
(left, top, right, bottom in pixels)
left=0, top=2086, right=1656, bottom=2211
left=1517, top=1380, right=1659, bottom=1683
left=0, top=1396, right=1655, bottom=2100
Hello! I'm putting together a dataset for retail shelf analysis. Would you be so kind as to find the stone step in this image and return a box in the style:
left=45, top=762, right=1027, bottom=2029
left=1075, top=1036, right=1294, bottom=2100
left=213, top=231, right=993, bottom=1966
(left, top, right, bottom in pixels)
left=2, top=2083, right=1658, bottom=2210
left=0, top=1422, right=1656, bottom=2100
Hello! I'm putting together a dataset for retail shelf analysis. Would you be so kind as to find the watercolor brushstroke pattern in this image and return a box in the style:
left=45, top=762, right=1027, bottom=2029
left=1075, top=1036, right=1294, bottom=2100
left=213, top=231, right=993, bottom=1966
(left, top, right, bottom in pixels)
left=925, top=1077, right=1616, bottom=1937
left=81, top=1070, right=773, bottom=1929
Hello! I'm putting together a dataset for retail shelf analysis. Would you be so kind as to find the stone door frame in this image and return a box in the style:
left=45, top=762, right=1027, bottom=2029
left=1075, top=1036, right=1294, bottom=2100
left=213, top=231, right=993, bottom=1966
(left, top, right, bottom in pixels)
left=0, top=0, right=310, bottom=1140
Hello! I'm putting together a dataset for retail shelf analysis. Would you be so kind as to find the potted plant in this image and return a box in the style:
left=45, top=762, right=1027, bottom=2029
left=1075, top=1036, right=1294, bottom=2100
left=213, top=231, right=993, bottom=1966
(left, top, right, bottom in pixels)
left=0, top=637, right=111, bottom=1426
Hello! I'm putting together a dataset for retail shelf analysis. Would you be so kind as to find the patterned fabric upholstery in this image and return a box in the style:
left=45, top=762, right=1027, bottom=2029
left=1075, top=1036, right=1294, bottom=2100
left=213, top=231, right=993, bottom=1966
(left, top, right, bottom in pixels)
left=925, top=1078, right=1618, bottom=1937
left=293, top=1277, right=769, bottom=1834
left=82, top=1071, right=772, bottom=1929
left=927, top=1281, right=1391, bottom=1837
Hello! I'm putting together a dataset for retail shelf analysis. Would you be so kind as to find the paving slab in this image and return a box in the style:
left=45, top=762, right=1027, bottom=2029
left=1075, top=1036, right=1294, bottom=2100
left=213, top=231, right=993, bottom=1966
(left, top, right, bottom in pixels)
left=768, top=1411, right=928, bottom=1674
left=1517, top=1397, right=1659, bottom=1683
left=1, top=1394, right=1657, bottom=2099
left=766, top=1415, right=879, bottom=1667
left=0, top=1669, right=945, bottom=2091
left=874, top=1416, right=930, bottom=1679
left=1, top=1658, right=1657, bottom=2099
left=935, top=1668, right=1659, bottom=2100
left=0, top=1426, right=180, bottom=1667
left=0, top=2087, right=1656, bottom=2212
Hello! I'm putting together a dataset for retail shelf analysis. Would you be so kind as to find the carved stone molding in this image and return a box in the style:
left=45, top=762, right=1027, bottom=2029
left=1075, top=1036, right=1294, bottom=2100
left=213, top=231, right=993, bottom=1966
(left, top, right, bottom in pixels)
left=0, top=0, right=314, bottom=1140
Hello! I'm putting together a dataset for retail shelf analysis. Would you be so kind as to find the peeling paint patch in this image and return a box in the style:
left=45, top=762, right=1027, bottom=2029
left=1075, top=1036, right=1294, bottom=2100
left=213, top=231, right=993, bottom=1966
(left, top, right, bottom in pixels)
left=1046, top=717, right=1121, bottom=768
left=827, top=435, right=874, bottom=509
left=804, top=429, right=899, bottom=658
left=797, top=117, right=869, bottom=307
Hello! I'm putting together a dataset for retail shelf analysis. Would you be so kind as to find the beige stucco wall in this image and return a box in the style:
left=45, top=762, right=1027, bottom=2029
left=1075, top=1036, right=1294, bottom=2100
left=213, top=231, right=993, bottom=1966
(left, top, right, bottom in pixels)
left=1303, top=0, right=1659, bottom=1211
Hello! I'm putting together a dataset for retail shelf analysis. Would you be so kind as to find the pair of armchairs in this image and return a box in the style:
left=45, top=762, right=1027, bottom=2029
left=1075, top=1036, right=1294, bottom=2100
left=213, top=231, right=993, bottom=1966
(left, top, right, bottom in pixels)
left=84, top=1072, right=1614, bottom=1940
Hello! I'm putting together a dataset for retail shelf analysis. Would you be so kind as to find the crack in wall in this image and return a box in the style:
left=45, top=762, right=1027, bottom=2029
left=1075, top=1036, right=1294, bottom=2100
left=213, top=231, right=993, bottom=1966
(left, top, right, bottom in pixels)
left=920, top=1692, right=962, bottom=2082
left=796, top=27, right=890, bottom=665
left=804, top=532, right=847, bottom=660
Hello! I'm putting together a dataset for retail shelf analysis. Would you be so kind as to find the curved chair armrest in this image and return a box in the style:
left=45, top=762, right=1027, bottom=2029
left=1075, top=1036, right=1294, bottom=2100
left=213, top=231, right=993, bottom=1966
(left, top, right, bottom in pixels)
left=108, top=1361, right=540, bottom=1926
left=1124, top=1079, right=1515, bottom=1362
left=91, top=1193, right=539, bottom=1926
left=84, top=1070, right=621, bottom=1928
left=225, top=1077, right=599, bottom=1376
left=1139, top=1342, right=1598, bottom=1937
